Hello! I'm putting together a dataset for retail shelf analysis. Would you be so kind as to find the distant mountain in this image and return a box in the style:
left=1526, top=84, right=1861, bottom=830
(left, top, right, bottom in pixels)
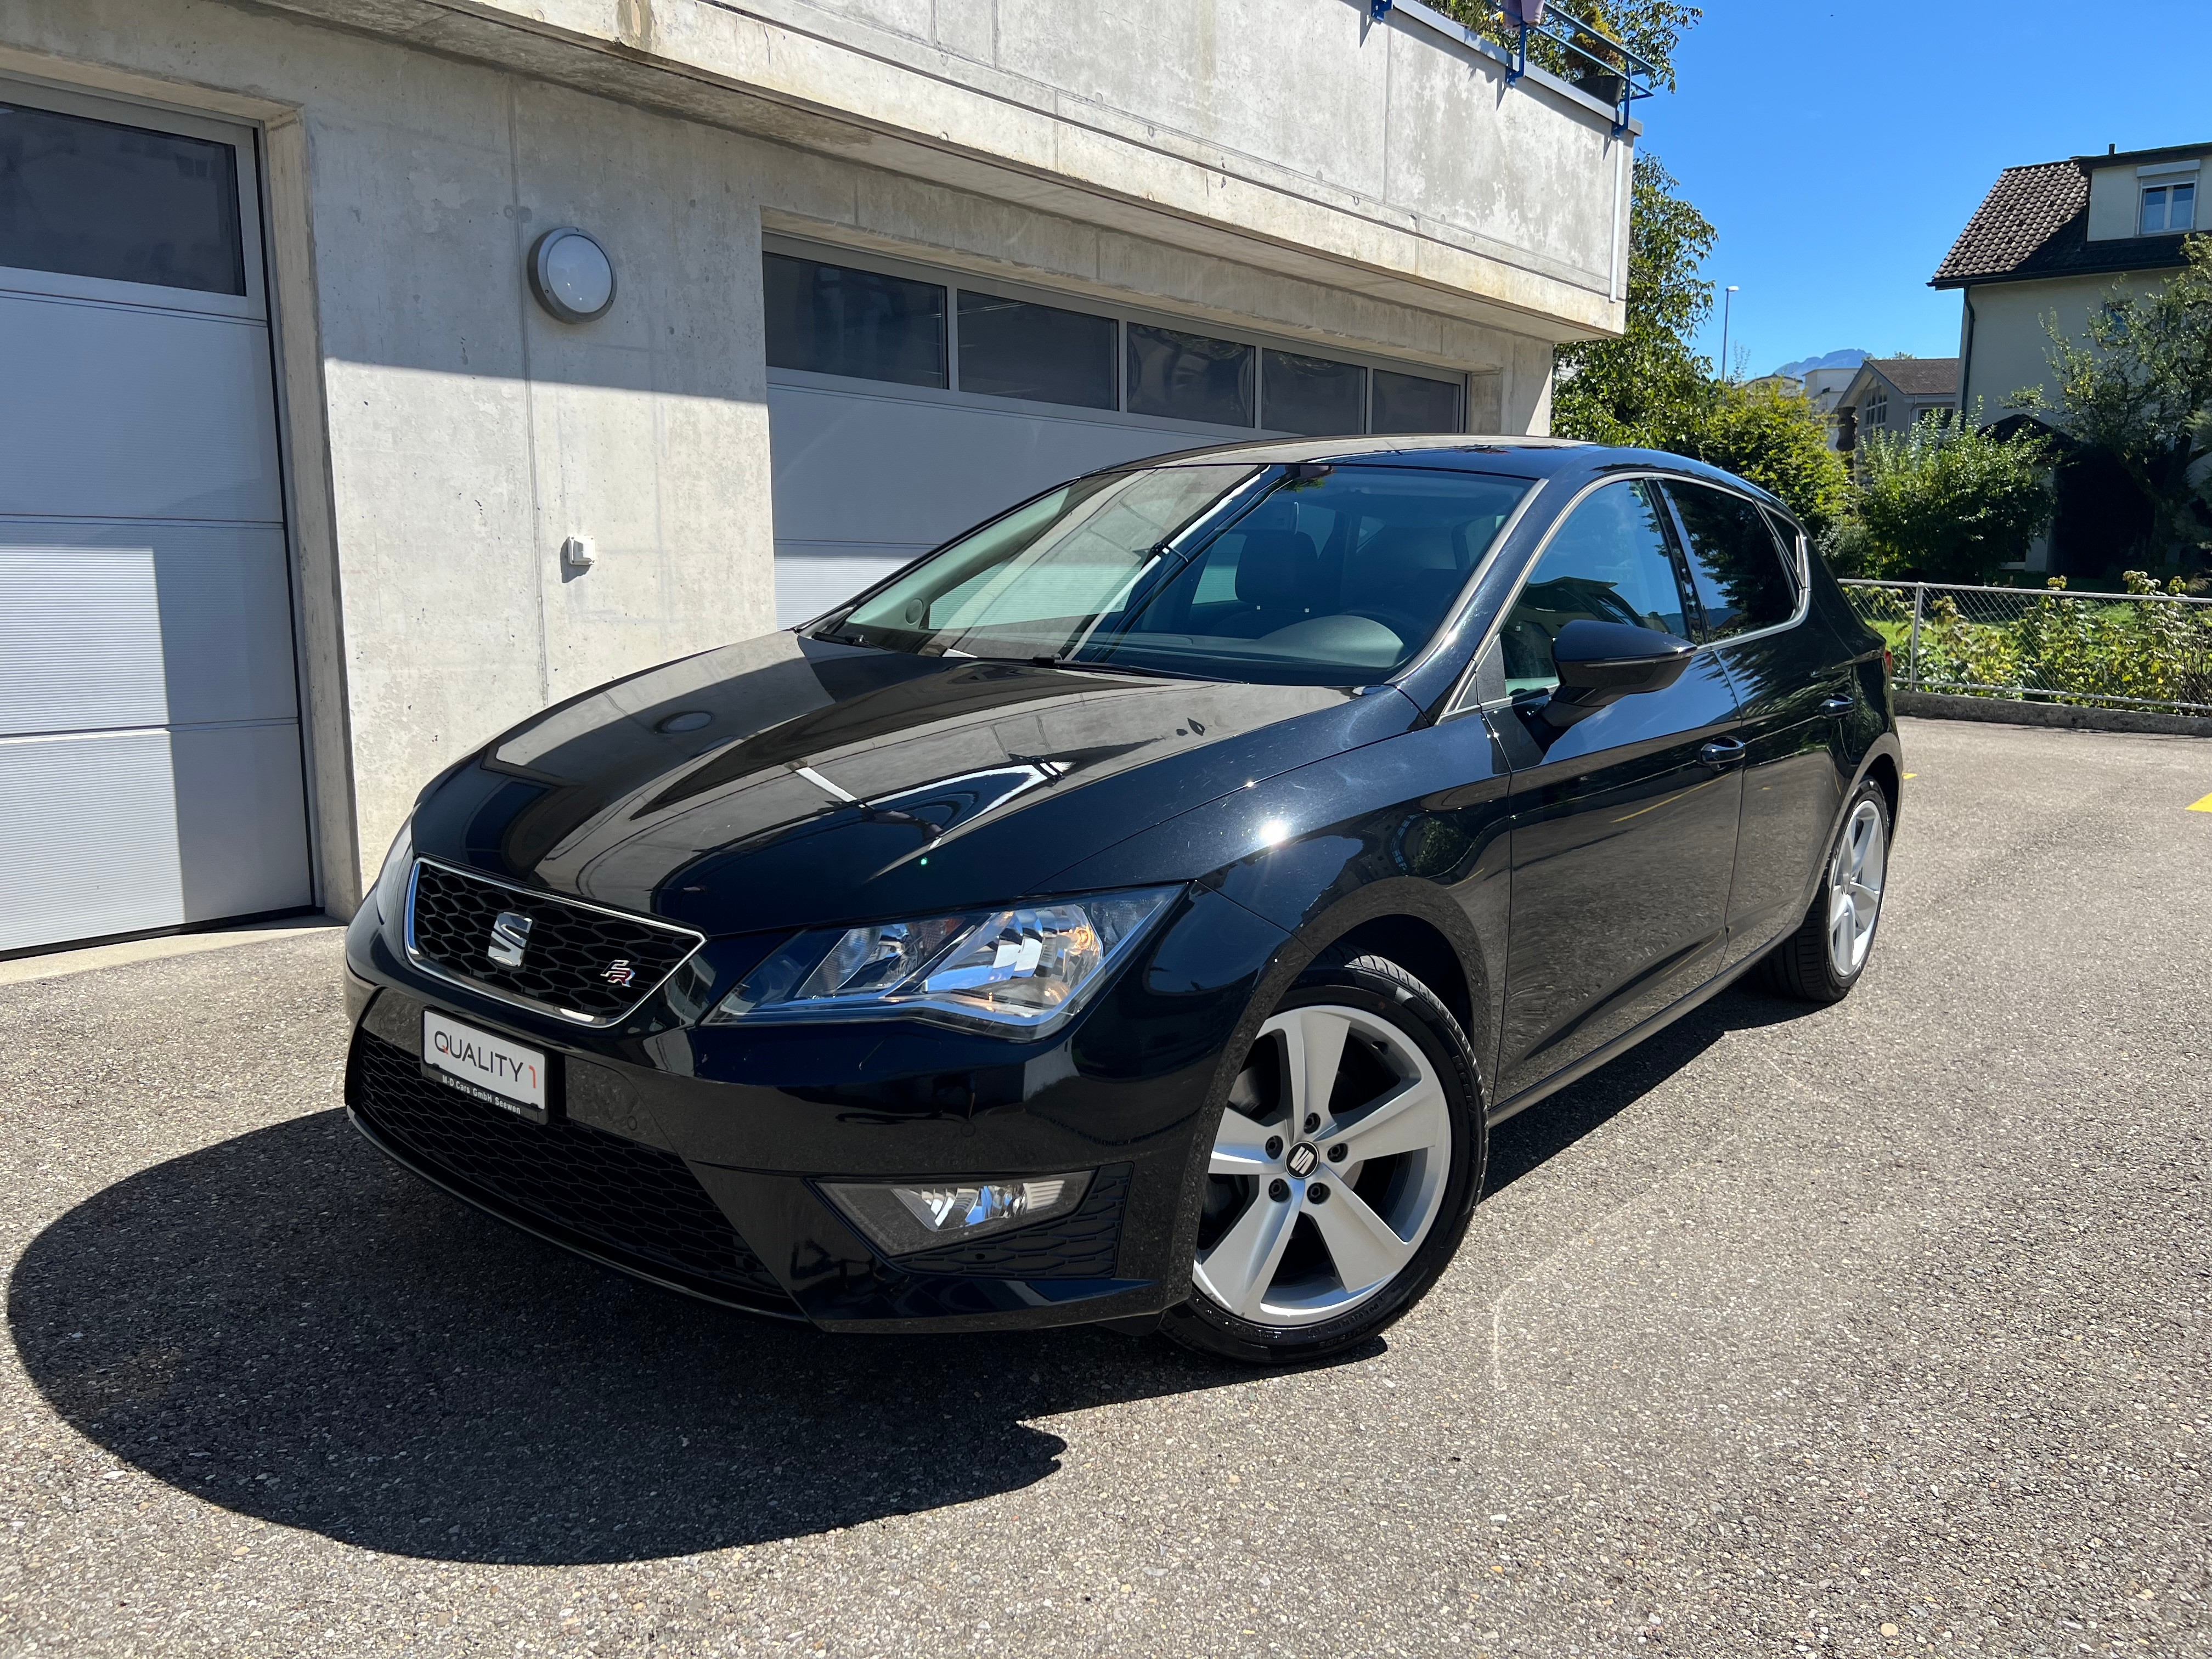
left=1773, top=349, right=1868, bottom=379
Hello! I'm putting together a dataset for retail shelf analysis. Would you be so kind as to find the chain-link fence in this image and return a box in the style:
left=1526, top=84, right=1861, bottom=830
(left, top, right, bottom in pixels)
left=1841, top=579, right=2212, bottom=715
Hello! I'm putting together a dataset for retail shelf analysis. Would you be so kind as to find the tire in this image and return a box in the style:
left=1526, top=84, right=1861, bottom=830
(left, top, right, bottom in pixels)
left=1759, top=776, right=1892, bottom=1005
left=1160, top=952, right=1486, bottom=1365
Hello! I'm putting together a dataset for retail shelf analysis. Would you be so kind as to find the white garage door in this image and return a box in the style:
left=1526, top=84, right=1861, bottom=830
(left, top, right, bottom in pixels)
left=764, top=239, right=1478, bottom=626
left=0, top=82, right=311, bottom=956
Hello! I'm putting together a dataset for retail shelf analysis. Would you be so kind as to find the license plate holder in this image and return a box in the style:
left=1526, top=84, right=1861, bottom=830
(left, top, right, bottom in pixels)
left=421, top=1008, right=550, bottom=1125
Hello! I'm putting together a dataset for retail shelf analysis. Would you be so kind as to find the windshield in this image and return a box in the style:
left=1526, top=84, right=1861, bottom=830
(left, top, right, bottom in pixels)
left=822, top=463, right=1535, bottom=684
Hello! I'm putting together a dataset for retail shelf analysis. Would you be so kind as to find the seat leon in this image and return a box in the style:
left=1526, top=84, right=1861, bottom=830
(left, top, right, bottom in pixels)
left=343, top=437, right=1902, bottom=1363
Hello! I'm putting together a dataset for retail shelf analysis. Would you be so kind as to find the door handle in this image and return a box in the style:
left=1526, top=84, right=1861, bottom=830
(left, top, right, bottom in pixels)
left=1819, top=693, right=1854, bottom=716
left=1700, top=738, right=1746, bottom=768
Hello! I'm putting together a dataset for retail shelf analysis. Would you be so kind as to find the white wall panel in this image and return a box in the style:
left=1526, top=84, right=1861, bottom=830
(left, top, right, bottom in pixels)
left=768, top=381, right=1232, bottom=625
left=0, top=291, right=283, bottom=523
left=0, top=730, right=185, bottom=953
left=0, top=547, right=166, bottom=736
left=171, top=723, right=314, bottom=922
left=0, top=522, right=300, bottom=731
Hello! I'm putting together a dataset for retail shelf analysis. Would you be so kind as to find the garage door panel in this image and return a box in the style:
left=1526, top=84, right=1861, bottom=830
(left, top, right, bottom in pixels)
left=171, top=723, right=313, bottom=923
left=0, top=523, right=300, bottom=734
left=0, top=291, right=283, bottom=523
left=0, top=546, right=166, bottom=736
left=0, top=730, right=185, bottom=953
left=768, top=383, right=1194, bottom=548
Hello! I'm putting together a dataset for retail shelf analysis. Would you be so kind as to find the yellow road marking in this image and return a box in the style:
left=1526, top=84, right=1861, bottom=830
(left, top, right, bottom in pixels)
left=1903, top=772, right=1917, bottom=780
left=2188, top=792, right=2212, bottom=812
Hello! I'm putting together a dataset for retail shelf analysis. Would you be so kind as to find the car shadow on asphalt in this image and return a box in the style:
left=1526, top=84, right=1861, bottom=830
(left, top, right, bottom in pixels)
left=7, top=1106, right=1351, bottom=1566
left=8, top=983, right=1811, bottom=1568
left=1481, top=983, right=1826, bottom=1197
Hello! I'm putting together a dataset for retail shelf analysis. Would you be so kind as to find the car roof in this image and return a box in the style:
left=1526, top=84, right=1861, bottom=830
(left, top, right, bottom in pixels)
left=1122, top=435, right=1796, bottom=520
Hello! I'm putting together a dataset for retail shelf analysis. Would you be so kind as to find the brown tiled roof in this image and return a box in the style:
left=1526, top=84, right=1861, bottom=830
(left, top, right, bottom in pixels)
left=1930, top=159, right=2194, bottom=288
left=1867, top=357, right=1959, bottom=397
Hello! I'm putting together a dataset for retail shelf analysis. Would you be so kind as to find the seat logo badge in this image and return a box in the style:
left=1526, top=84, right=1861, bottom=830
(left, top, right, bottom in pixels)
left=600, top=959, right=636, bottom=988
left=487, top=911, right=532, bottom=968
left=1286, top=1142, right=1319, bottom=1177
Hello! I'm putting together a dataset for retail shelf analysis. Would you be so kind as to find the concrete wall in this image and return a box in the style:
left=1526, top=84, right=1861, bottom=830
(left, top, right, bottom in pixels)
left=3, top=0, right=1620, bottom=911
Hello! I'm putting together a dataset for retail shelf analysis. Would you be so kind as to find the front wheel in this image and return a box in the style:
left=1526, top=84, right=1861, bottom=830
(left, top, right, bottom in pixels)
left=1760, top=777, right=1891, bottom=1003
left=1161, top=954, right=1485, bottom=1365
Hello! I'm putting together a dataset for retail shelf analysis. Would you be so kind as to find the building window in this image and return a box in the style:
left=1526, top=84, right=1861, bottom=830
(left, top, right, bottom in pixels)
left=2141, top=180, right=2197, bottom=235
left=1126, top=324, right=1255, bottom=426
left=1372, top=369, right=1464, bottom=435
left=1262, top=349, right=1365, bottom=435
left=763, top=252, right=947, bottom=387
left=1861, top=392, right=1887, bottom=433
left=955, top=290, right=1116, bottom=409
left=0, top=100, right=245, bottom=295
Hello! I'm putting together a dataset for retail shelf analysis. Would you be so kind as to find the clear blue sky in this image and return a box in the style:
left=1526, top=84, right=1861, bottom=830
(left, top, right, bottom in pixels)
left=1645, top=0, right=2212, bottom=379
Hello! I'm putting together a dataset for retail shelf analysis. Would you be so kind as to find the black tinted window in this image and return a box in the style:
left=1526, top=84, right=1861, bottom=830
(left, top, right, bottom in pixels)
left=1126, top=324, right=1254, bottom=426
left=0, top=103, right=244, bottom=295
left=956, top=290, right=1116, bottom=409
left=1666, top=482, right=1796, bottom=640
left=1262, top=349, right=1365, bottom=436
left=1497, top=481, right=1690, bottom=692
left=1372, top=369, right=1462, bottom=435
left=764, top=252, right=946, bottom=387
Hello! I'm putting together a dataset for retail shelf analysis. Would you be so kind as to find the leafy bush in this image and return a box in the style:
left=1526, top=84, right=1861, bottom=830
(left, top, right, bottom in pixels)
left=1846, top=575, right=2212, bottom=713
left=1667, top=380, right=1853, bottom=537
left=1852, top=413, right=2055, bottom=583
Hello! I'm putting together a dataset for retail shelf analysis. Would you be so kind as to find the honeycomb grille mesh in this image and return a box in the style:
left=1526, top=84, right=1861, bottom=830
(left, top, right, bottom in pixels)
left=407, top=861, right=698, bottom=1021
left=350, top=1030, right=792, bottom=1308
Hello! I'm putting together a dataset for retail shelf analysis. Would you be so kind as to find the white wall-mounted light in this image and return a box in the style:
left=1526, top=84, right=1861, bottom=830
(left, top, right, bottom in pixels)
left=528, top=227, right=616, bottom=323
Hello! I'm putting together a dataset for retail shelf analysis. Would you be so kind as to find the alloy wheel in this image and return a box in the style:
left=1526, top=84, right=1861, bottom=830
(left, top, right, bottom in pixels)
left=1826, top=798, right=1888, bottom=978
left=1193, top=1003, right=1453, bottom=1327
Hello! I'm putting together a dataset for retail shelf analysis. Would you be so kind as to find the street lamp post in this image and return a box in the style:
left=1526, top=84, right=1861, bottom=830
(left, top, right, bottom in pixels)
left=1720, top=285, right=1740, bottom=383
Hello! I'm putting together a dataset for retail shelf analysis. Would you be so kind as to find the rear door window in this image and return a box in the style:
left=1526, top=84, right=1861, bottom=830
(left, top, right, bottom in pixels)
left=1497, top=480, right=1694, bottom=694
left=1665, top=482, right=1798, bottom=641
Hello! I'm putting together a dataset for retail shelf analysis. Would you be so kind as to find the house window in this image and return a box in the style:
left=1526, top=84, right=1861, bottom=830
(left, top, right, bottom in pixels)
left=1261, top=349, right=1365, bottom=435
left=1126, top=324, right=1256, bottom=426
left=1861, top=392, right=1888, bottom=433
left=955, top=290, right=1116, bottom=409
left=2141, top=180, right=2197, bottom=235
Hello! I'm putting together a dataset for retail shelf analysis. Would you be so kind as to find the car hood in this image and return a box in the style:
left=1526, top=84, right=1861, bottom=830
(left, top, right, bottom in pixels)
left=412, top=632, right=1418, bottom=935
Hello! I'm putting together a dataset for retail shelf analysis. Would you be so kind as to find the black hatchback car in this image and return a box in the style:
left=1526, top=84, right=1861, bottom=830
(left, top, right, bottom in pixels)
left=343, top=437, right=1901, bottom=1363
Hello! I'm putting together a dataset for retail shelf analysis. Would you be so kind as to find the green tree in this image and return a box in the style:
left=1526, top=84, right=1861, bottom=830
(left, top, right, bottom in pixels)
left=1550, top=151, right=1714, bottom=447
left=1851, top=410, right=2055, bottom=583
left=1669, top=381, right=1853, bottom=536
left=2014, top=234, right=2212, bottom=565
left=1444, top=0, right=1701, bottom=92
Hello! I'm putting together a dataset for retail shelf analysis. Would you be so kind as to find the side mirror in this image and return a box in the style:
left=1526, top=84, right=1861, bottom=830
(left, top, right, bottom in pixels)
left=1539, top=619, right=1696, bottom=727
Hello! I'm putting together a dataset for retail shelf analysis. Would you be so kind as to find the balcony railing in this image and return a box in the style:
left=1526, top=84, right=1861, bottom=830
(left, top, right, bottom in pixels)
left=1372, top=0, right=1658, bottom=137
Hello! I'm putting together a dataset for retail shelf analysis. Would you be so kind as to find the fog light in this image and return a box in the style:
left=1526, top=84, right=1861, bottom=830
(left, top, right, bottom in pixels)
left=822, top=1171, right=1093, bottom=1257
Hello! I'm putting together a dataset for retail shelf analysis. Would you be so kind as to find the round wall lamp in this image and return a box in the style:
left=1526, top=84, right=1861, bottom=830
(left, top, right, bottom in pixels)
left=528, top=227, right=616, bottom=323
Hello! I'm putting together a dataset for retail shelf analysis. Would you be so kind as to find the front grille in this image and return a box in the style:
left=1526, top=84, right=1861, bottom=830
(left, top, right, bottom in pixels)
left=349, top=1030, right=793, bottom=1310
left=900, top=1165, right=1131, bottom=1279
left=406, top=859, right=700, bottom=1023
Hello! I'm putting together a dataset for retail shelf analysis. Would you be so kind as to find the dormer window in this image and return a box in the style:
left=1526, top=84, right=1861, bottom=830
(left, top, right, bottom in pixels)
left=1862, top=391, right=1888, bottom=432
left=2141, top=179, right=2196, bottom=234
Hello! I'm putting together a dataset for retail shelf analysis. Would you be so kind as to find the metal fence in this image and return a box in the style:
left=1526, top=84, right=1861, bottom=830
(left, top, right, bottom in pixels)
left=1841, top=579, right=2212, bottom=716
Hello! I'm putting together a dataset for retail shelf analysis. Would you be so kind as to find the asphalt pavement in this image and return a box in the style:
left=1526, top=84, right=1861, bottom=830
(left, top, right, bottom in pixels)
left=2, top=715, right=2209, bottom=1658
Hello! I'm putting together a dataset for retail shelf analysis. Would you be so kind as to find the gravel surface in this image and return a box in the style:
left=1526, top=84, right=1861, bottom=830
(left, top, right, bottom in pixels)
left=2, top=715, right=2208, bottom=1658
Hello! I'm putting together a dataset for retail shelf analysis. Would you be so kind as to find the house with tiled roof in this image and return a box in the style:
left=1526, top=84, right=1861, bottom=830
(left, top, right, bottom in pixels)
left=1933, top=142, right=2205, bottom=421
left=1833, top=357, right=1960, bottom=455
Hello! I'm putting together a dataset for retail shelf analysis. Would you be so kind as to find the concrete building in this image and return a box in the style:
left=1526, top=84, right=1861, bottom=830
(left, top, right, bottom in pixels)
left=0, top=0, right=1638, bottom=957
left=1934, top=142, right=2206, bottom=419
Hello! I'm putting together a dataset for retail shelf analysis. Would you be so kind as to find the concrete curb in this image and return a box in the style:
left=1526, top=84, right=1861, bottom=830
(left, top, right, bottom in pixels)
left=1896, top=691, right=2212, bottom=740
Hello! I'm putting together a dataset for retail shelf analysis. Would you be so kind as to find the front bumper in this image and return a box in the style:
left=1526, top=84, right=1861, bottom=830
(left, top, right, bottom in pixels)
left=341, top=883, right=1286, bottom=1334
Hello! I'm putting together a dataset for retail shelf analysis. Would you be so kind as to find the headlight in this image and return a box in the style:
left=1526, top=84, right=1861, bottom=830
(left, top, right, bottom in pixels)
left=369, top=820, right=414, bottom=923
left=705, top=886, right=1180, bottom=1036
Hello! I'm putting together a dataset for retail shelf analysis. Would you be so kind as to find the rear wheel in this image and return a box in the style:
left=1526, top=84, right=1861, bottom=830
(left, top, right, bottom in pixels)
left=1161, top=954, right=1484, bottom=1365
left=1760, top=778, right=1891, bottom=1003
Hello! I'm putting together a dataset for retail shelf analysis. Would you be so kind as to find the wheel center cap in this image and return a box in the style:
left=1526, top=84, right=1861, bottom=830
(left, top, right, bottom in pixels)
left=1286, top=1142, right=1319, bottom=1177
